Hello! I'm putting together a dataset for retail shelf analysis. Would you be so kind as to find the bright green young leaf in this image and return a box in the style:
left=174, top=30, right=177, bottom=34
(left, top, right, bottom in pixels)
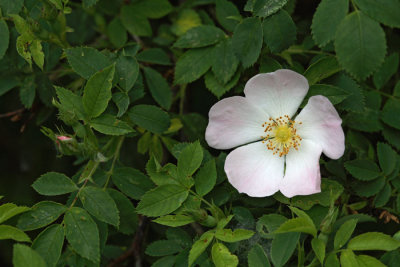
left=116, top=55, right=139, bottom=92
left=64, top=207, right=100, bottom=263
left=215, top=229, right=254, bottom=242
left=0, top=225, right=31, bottom=242
left=335, top=11, right=386, bottom=80
left=55, top=86, right=86, bottom=120
left=32, top=172, right=78, bottom=196
left=275, top=217, right=317, bottom=237
left=373, top=53, right=399, bottom=89
left=153, top=214, right=195, bottom=227
left=353, top=0, right=400, bottom=28
left=65, top=47, right=111, bottom=79
left=90, top=114, right=133, bottom=135
left=188, top=231, right=214, bottom=267
left=16, top=35, right=32, bottom=66
left=344, top=159, right=381, bottom=181
left=253, top=0, right=288, bottom=18
left=17, top=201, right=66, bottom=231
left=262, top=10, right=296, bottom=53
left=0, top=20, right=9, bottom=60
left=325, top=253, right=340, bottom=267
left=347, top=232, right=400, bottom=251
left=311, top=0, right=348, bottom=47
left=120, top=4, right=152, bottom=37
left=13, top=244, right=46, bottom=267
left=304, top=56, right=341, bottom=85
left=271, top=232, right=300, bottom=267
left=107, top=18, right=127, bottom=48
left=256, top=213, right=287, bottom=238
left=195, top=159, right=217, bottom=196
left=340, top=249, right=358, bottom=267
left=173, top=25, right=225, bottom=48
left=82, top=64, right=115, bottom=119
left=0, top=203, right=30, bottom=224
left=32, top=224, right=64, bottom=267
left=137, top=48, right=171, bottom=65
left=107, top=189, right=138, bottom=235
left=377, top=142, right=397, bottom=175
left=311, top=238, right=326, bottom=264
left=145, top=240, right=182, bottom=256
left=112, top=167, right=154, bottom=200
left=232, top=17, right=263, bottom=68
left=174, top=47, right=214, bottom=84
left=171, top=9, right=202, bottom=36
left=211, top=243, right=239, bottom=267
left=248, top=243, right=271, bottom=267
left=136, top=184, right=189, bottom=217
left=128, top=104, right=170, bottom=134
left=357, top=254, right=386, bottom=267
left=143, top=67, right=172, bottom=110
left=30, top=40, right=44, bottom=70
left=80, top=186, right=120, bottom=226
left=177, top=141, right=203, bottom=179
left=211, top=38, right=239, bottom=84
left=215, top=0, right=241, bottom=32
left=334, top=219, right=358, bottom=250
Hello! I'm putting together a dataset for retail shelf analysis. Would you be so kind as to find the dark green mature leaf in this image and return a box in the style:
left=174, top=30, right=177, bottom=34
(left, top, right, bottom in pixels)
left=0, top=0, right=24, bottom=15
left=348, top=232, right=400, bottom=251
left=153, top=214, right=195, bottom=227
left=335, top=11, right=386, bottom=80
left=116, top=55, right=139, bottom=91
left=64, top=207, right=100, bottom=263
left=107, top=18, right=127, bottom=48
left=19, top=76, right=36, bottom=108
left=32, top=224, right=64, bottom=267
left=232, top=17, right=263, bottom=68
left=262, top=10, right=296, bottom=53
left=311, top=0, right=348, bottom=47
left=90, top=114, right=133, bottom=135
left=128, top=104, right=170, bottom=133
left=0, top=20, right=9, bottom=60
left=373, top=53, right=399, bottom=89
left=212, top=38, right=239, bottom=84
left=136, top=185, right=189, bottom=217
left=83, top=64, right=115, bottom=119
left=137, top=48, right=171, bottom=65
left=173, top=25, right=225, bottom=48
left=0, top=77, right=19, bottom=97
left=377, top=143, right=397, bottom=175
left=253, top=0, right=288, bottom=17
left=112, top=92, right=130, bottom=117
left=304, top=56, right=341, bottom=85
left=107, top=189, right=138, bottom=235
left=382, top=99, right=400, bottom=130
left=344, top=159, right=381, bottom=181
left=13, top=244, right=46, bottom=267
left=65, top=47, right=111, bottom=79
left=152, top=256, right=176, bottom=267
left=353, top=0, right=400, bottom=28
left=134, top=0, right=172, bottom=19
left=189, top=231, right=214, bottom=267
left=55, top=86, right=86, bottom=120
left=271, top=232, right=300, bottom=267
left=205, top=70, right=240, bottom=98
left=174, top=47, right=214, bottom=84
left=303, top=84, right=349, bottom=105
left=334, top=219, right=358, bottom=250
left=195, top=159, right=217, bottom=196
left=0, top=203, right=30, bottom=224
left=145, top=240, right=182, bottom=256
left=112, top=167, right=154, bottom=200
left=212, top=243, right=239, bottom=267
left=331, top=74, right=365, bottom=112
left=83, top=0, right=98, bottom=8
left=248, top=244, right=271, bottom=267
left=374, top=183, right=392, bottom=207
left=177, top=141, right=203, bottom=179
left=17, top=201, right=67, bottom=231
left=143, top=67, right=172, bottom=110
left=215, top=229, right=254, bottom=242
left=215, top=0, right=241, bottom=32
left=80, top=186, right=119, bottom=226
left=353, top=177, right=386, bottom=197
left=32, top=172, right=78, bottom=196
left=120, top=4, right=152, bottom=37
left=0, top=225, right=31, bottom=242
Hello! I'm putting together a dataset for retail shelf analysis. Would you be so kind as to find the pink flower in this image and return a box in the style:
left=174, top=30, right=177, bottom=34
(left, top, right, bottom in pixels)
left=205, top=70, right=345, bottom=198
left=56, top=135, right=72, bottom=141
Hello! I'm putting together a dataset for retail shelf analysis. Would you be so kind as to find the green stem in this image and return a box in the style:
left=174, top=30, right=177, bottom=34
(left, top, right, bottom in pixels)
left=69, top=161, right=99, bottom=209
left=189, top=189, right=214, bottom=210
left=179, top=84, right=187, bottom=115
left=103, top=136, right=125, bottom=189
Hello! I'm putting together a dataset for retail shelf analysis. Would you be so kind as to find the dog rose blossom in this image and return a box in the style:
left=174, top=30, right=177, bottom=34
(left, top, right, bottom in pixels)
left=205, top=69, right=345, bottom=197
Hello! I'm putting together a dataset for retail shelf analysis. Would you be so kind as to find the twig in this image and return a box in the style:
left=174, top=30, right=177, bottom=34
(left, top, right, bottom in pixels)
left=0, top=108, right=25, bottom=118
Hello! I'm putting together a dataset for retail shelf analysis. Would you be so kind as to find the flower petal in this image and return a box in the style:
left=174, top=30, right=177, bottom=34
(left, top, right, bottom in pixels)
left=295, top=95, right=345, bottom=159
left=244, top=69, right=309, bottom=118
left=279, top=140, right=322, bottom=198
left=225, top=141, right=284, bottom=197
left=205, top=96, right=268, bottom=149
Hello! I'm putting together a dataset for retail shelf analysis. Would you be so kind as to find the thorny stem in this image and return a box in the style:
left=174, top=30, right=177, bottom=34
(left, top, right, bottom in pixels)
left=69, top=161, right=100, bottom=208
left=103, top=136, right=125, bottom=189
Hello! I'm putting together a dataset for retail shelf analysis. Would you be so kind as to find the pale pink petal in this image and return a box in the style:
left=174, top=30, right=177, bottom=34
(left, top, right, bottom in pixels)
left=244, top=69, right=309, bottom=118
left=225, top=141, right=284, bottom=197
left=205, top=96, right=269, bottom=150
left=279, top=140, right=322, bottom=198
left=295, top=95, right=345, bottom=159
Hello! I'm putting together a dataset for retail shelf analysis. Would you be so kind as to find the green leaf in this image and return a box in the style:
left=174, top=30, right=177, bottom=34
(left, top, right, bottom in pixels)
left=143, top=67, right=172, bottom=110
left=64, top=207, right=100, bottom=263
left=145, top=240, right=182, bottom=256
left=133, top=0, right=172, bottom=19
left=171, top=9, right=202, bottom=36
left=256, top=213, right=287, bottom=238
left=195, top=159, right=217, bottom=196
left=311, top=0, right=349, bottom=47
left=32, top=224, right=64, bottom=267
left=353, top=0, right=400, bottom=28
left=137, top=48, right=171, bottom=65
left=344, top=159, right=381, bottom=181
left=377, top=142, right=397, bottom=175
left=382, top=97, right=400, bottom=130
left=271, top=232, right=300, bottom=267
left=232, top=17, right=263, bottom=68
left=211, top=243, right=239, bottom=267
left=373, top=53, right=399, bottom=89
left=253, top=0, right=288, bottom=18
left=0, top=0, right=24, bottom=15
left=0, top=225, right=31, bottom=242
left=82, top=64, right=115, bottom=119
left=174, top=47, right=214, bottom=84
left=116, top=55, right=139, bottom=91
left=211, top=38, right=239, bottom=84
left=17, top=201, right=67, bottom=231
left=340, top=249, right=358, bottom=267
left=80, top=186, right=119, bottom=226
left=13, top=244, right=46, bottom=267
left=347, top=232, right=400, bottom=251
left=325, top=253, right=340, bottom=267
left=0, top=20, right=9, bottom=60
left=120, top=4, right=152, bottom=37
left=55, top=86, right=86, bottom=120
left=177, top=141, right=203, bottom=179
left=275, top=217, right=317, bottom=237
left=19, top=76, right=36, bottom=108
left=173, top=25, right=225, bottom=48
left=153, top=214, right=195, bottom=227
left=90, top=114, right=133, bottom=135
left=335, top=11, right=386, bottom=80
left=311, top=238, right=326, bottom=264
left=152, top=256, right=176, bottom=267
left=215, top=229, right=254, bottom=242
left=374, top=183, right=392, bottom=208
left=248, top=243, right=271, bottom=267
left=0, top=77, right=19, bottom=97
left=107, top=189, right=138, bottom=235
left=112, top=92, right=130, bottom=117
left=304, top=56, right=341, bottom=85
left=205, top=70, right=240, bottom=98
left=32, top=172, right=78, bottom=196
left=30, top=40, right=44, bottom=70
left=107, top=18, right=127, bottom=48
left=128, top=104, right=170, bottom=134
left=353, top=177, right=386, bottom=197
left=188, top=231, right=214, bottom=267
left=137, top=185, right=189, bottom=217
left=303, top=84, right=349, bottom=105
left=65, top=47, right=111, bottom=79
left=215, top=0, right=241, bottom=32
left=334, top=219, right=358, bottom=249
left=357, top=255, right=386, bottom=267
left=332, top=74, right=365, bottom=112
left=262, top=10, right=296, bottom=53
left=112, top=167, right=154, bottom=200
left=0, top=203, right=30, bottom=224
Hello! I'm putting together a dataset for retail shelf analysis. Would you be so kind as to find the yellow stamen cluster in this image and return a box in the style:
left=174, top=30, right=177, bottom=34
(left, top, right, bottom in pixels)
left=261, top=115, right=302, bottom=157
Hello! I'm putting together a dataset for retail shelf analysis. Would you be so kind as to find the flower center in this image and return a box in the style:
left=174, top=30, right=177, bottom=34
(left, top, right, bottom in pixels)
left=261, top=115, right=302, bottom=157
